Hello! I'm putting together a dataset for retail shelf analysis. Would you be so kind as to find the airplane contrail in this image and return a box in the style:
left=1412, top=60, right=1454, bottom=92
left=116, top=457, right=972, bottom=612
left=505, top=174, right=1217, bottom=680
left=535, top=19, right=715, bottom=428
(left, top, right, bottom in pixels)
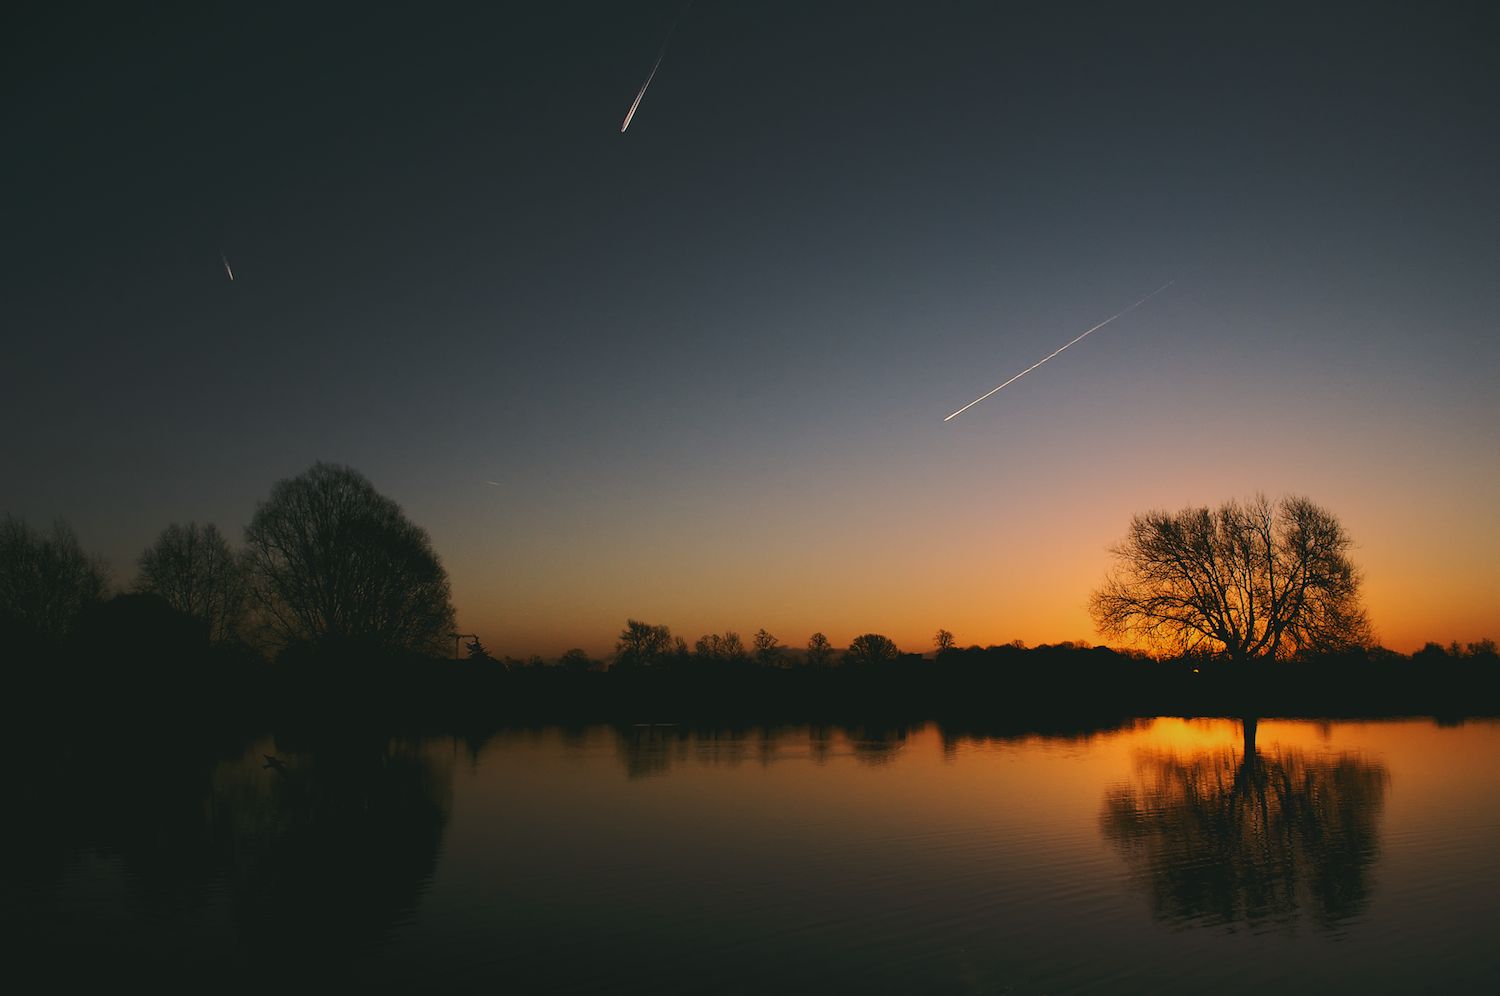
left=620, top=48, right=666, bottom=133
left=943, top=282, right=1174, bottom=422
left=221, top=252, right=235, bottom=282
left=620, top=7, right=687, bottom=133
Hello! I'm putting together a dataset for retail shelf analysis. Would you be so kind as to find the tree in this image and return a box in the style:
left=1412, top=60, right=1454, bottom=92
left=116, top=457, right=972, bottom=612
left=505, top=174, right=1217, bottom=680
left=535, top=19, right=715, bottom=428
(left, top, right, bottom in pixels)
left=805, top=631, right=834, bottom=668
left=614, top=619, right=673, bottom=670
left=1090, top=495, right=1372, bottom=663
left=933, top=629, right=956, bottom=654
left=752, top=628, right=782, bottom=667
left=135, top=522, right=247, bottom=643
left=0, top=515, right=108, bottom=646
left=242, top=463, right=455, bottom=657
left=693, top=631, right=748, bottom=667
left=843, top=633, right=899, bottom=669
left=558, top=648, right=595, bottom=673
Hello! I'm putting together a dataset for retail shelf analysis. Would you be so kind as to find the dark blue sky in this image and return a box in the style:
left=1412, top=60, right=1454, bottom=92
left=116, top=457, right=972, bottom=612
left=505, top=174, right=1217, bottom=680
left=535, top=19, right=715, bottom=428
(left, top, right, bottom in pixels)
left=4, top=1, right=1496, bottom=652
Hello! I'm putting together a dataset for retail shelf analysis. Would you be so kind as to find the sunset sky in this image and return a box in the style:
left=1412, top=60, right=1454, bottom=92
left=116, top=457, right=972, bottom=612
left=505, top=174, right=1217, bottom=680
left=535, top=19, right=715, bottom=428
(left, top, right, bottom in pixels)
left=4, top=1, right=1496, bottom=656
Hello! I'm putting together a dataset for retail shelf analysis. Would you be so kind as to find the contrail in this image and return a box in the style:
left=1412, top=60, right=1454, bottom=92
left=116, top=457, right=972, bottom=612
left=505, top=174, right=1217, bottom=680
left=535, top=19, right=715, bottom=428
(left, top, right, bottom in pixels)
left=620, top=7, right=688, bottom=133
left=620, top=48, right=666, bottom=133
left=221, top=252, right=235, bottom=282
left=943, top=282, right=1174, bottom=422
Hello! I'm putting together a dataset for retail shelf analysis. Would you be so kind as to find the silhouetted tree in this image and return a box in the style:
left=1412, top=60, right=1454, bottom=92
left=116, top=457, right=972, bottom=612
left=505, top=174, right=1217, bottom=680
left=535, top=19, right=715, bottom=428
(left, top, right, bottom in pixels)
left=242, top=463, right=455, bottom=657
left=805, top=632, right=834, bottom=669
left=135, top=522, right=247, bottom=643
left=558, top=648, right=595, bottom=672
left=934, top=629, right=956, bottom=654
left=694, top=631, right=749, bottom=667
left=0, top=515, right=108, bottom=646
left=1090, top=494, right=1372, bottom=663
left=752, top=628, right=782, bottom=667
left=1413, top=642, right=1454, bottom=666
left=614, top=619, right=673, bottom=670
left=464, top=637, right=493, bottom=662
left=843, top=633, right=899, bottom=668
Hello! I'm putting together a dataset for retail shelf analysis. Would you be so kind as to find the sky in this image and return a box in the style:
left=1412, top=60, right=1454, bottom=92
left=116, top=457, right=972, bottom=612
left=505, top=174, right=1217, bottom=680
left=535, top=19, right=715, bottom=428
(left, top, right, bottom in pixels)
left=3, top=1, right=1496, bottom=657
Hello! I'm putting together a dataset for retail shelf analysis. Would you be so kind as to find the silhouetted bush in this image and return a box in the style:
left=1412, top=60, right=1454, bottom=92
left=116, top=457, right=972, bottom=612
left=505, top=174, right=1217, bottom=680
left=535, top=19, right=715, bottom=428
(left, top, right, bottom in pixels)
left=843, top=633, right=900, bottom=670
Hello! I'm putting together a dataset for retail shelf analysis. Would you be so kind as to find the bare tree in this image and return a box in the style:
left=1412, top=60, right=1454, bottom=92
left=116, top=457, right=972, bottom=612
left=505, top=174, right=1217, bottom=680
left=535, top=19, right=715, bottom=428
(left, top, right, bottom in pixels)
left=752, top=628, right=782, bottom=667
left=693, top=631, right=748, bottom=666
left=805, top=631, right=834, bottom=669
left=1090, top=495, right=1372, bottom=663
left=242, top=463, right=455, bottom=656
left=933, top=629, right=956, bottom=654
left=136, top=522, right=247, bottom=643
left=0, top=515, right=108, bottom=645
left=614, top=619, right=673, bottom=670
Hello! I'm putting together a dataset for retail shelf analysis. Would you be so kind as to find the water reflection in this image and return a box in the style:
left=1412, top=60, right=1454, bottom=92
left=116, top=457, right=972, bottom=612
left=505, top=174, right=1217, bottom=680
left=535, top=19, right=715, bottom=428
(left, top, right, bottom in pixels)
left=612, top=723, right=919, bottom=777
left=847, top=724, right=912, bottom=765
left=610, top=720, right=1140, bottom=777
left=1100, top=724, right=1389, bottom=931
left=7, top=732, right=451, bottom=984
left=216, top=739, right=452, bottom=970
left=615, top=723, right=684, bottom=778
left=19, top=719, right=1498, bottom=994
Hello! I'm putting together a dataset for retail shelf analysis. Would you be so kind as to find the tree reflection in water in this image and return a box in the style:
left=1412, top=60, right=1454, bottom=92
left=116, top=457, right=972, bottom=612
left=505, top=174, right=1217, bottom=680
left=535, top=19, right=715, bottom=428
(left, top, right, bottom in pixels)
left=613, top=723, right=915, bottom=777
left=1100, top=723, right=1389, bottom=931
left=215, top=739, right=452, bottom=969
left=5, top=732, right=451, bottom=986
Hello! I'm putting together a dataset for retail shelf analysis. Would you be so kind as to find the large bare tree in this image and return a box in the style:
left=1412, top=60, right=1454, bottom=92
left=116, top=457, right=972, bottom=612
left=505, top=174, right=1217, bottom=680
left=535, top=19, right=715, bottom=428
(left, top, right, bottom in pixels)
left=136, top=522, right=247, bottom=642
left=1090, top=495, right=1372, bottom=662
left=243, top=463, right=455, bottom=657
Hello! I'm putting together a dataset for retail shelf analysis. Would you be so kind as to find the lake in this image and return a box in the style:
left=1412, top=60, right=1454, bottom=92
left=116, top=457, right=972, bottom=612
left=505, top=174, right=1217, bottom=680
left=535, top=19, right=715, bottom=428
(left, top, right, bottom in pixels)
left=9, top=717, right=1499, bottom=992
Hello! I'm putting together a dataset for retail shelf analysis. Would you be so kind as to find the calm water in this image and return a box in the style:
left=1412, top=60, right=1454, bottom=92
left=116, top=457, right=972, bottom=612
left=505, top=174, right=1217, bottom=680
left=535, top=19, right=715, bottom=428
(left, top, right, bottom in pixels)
left=9, top=718, right=1500, bottom=992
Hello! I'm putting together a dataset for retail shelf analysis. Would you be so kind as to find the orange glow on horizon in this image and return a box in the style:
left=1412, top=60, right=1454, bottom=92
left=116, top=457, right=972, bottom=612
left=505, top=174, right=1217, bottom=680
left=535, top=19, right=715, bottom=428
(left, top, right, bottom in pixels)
left=432, top=443, right=1499, bottom=660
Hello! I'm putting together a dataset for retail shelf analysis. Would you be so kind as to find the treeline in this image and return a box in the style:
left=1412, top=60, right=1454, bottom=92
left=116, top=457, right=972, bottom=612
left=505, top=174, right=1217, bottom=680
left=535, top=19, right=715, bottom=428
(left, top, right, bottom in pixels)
left=4, top=466, right=1500, bottom=728
left=442, top=633, right=1500, bottom=727
left=3, top=462, right=456, bottom=664
left=466, top=621, right=1500, bottom=676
